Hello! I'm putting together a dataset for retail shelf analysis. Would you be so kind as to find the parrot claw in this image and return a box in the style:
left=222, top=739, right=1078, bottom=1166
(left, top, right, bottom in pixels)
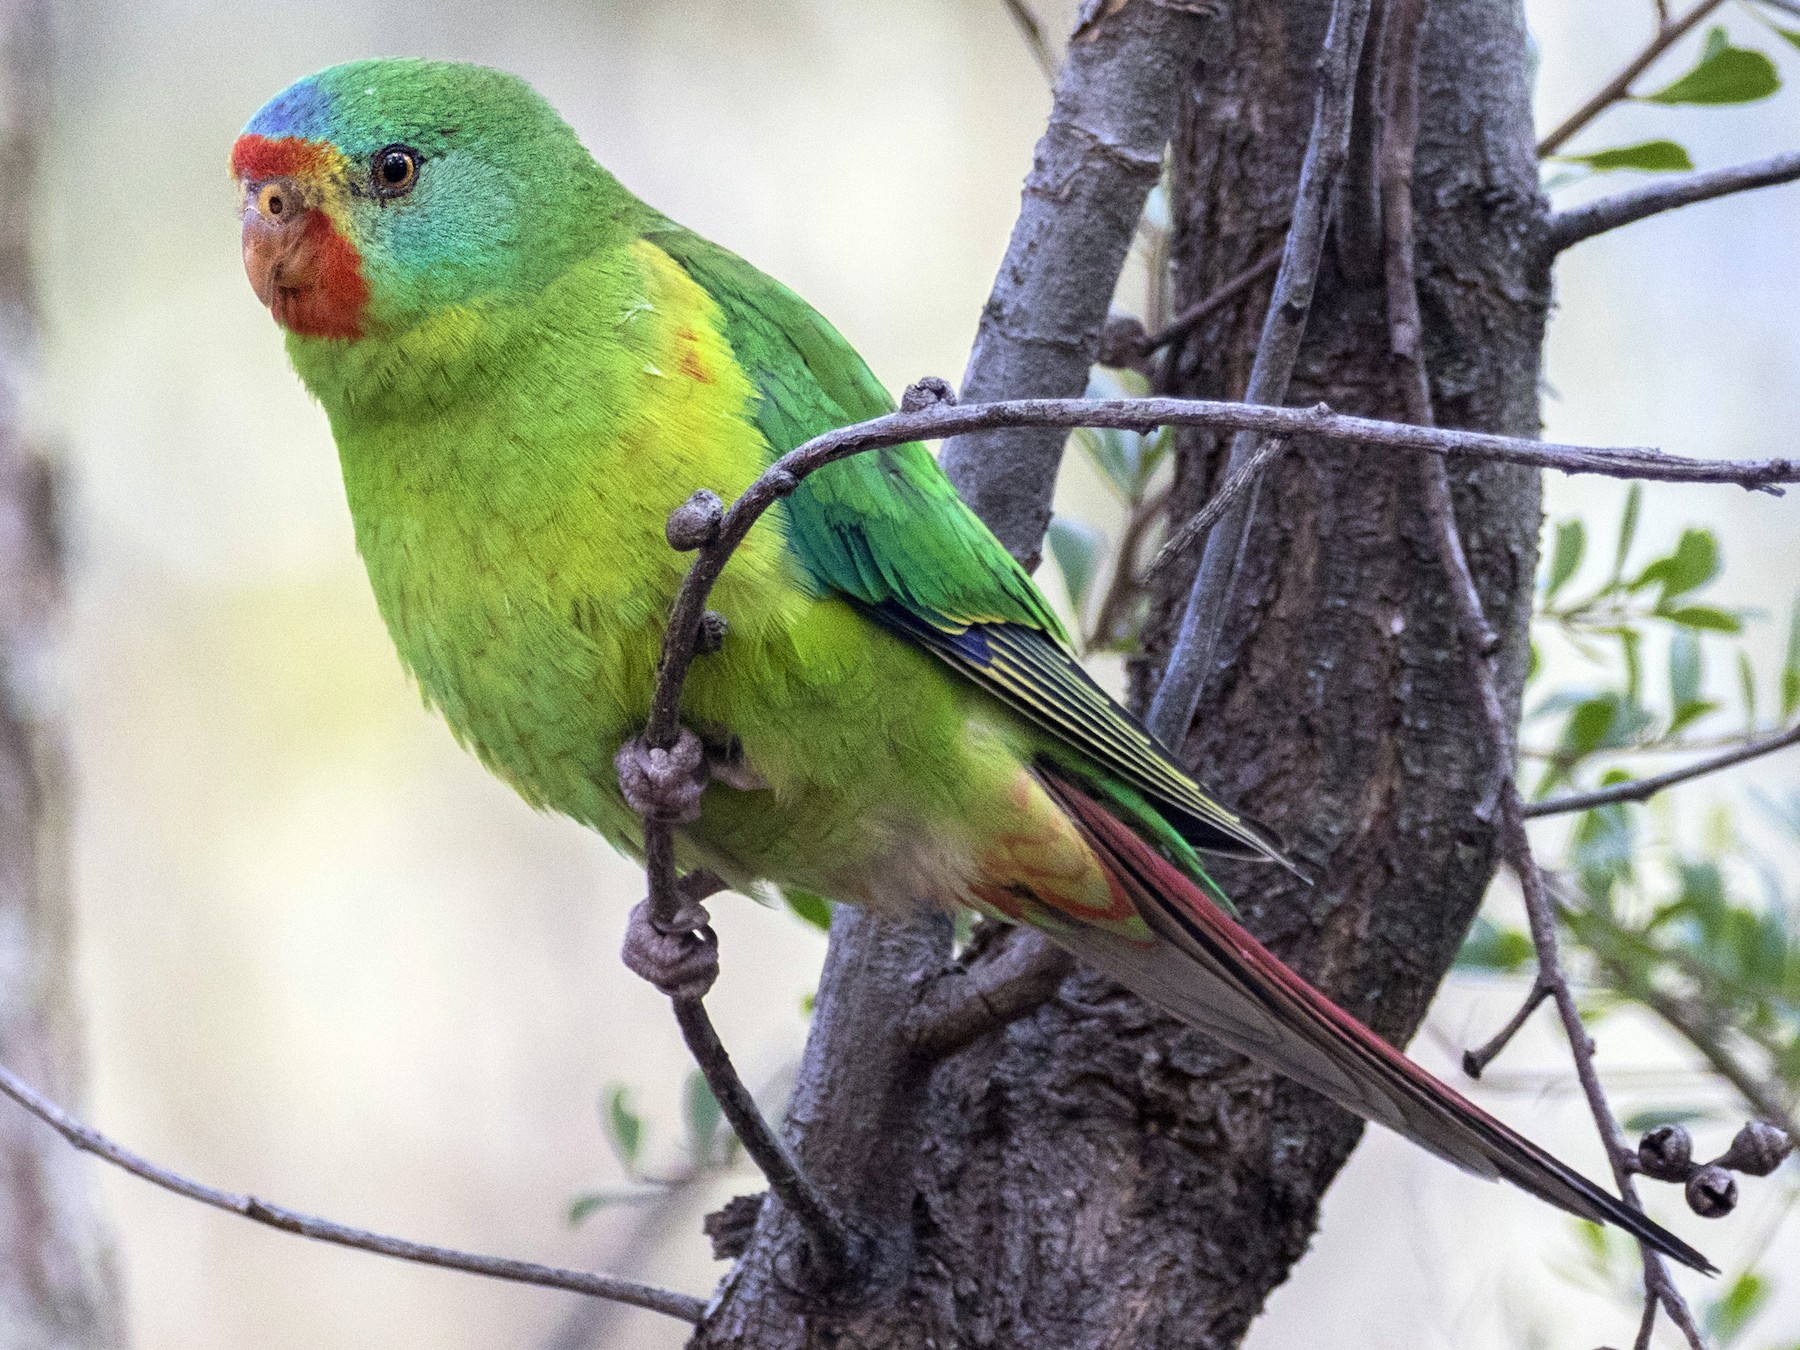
left=623, top=897, right=720, bottom=1000
left=616, top=729, right=709, bottom=824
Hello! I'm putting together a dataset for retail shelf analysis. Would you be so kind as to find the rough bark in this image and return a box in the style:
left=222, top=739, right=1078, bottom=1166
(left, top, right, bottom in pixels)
left=691, top=0, right=1547, bottom=1343
left=0, top=3, right=129, bottom=1345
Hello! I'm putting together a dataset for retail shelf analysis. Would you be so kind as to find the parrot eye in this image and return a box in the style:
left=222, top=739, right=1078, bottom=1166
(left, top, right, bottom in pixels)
left=371, top=145, right=420, bottom=198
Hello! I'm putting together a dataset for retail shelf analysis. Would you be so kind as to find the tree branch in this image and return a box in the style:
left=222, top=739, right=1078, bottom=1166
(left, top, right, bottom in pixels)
left=1461, top=979, right=1552, bottom=1080
left=1139, top=246, right=1284, bottom=354
left=1523, top=722, right=1800, bottom=818
left=904, top=928, right=1075, bottom=1062
left=1384, top=10, right=1703, bottom=1338
left=1536, top=0, right=1728, bottom=157
left=939, top=0, right=1223, bottom=562
left=0, top=1061, right=707, bottom=1325
left=1546, top=150, right=1800, bottom=254
left=630, top=386, right=1788, bottom=1315
left=1146, top=0, right=1374, bottom=745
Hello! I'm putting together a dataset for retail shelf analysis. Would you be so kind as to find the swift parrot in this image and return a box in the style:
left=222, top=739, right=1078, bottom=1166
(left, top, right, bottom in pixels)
left=230, top=58, right=1711, bottom=1273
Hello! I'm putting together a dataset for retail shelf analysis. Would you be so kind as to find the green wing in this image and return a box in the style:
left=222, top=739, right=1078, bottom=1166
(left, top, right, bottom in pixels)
left=645, top=222, right=1288, bottom=866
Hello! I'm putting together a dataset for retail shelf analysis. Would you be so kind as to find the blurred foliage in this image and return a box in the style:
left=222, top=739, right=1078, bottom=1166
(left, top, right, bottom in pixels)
left=1048, top=368, right=1173, bottom=654
left=1452, top=487, right=1800, bottom=1345
left=567, top=1072, right=741, bottom=1225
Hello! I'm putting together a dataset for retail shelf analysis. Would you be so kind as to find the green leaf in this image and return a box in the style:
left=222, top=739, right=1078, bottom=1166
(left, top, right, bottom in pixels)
left=1738, top=650, right=1757, bottom=730
left=1783, top=597, right=1800, bottom=720
left=1775, top=23, right=1800, bottom=54
left=784, top=888, right=833, bottom=933
left=1545, top=519, right=1585, bottom=599
left=1668, top=698, right=1718, bottom=736
left=683, top=1071, right=725, bottom=1166
left=1070, top=427, right=1139, bottom=498
left=603, top=1085, right=643, bottom=1171
left=1642, top=30, right=1781, bottom=105
left=1560, top=139, right=1694, bottom=172
left=1455, top=917, right=1536, bottom=973
left=1670, top=629, right=1703, bottom=708
left=1634, top=528, right=1719, bottom=600
left=1614, top=484, right=1642, bottom=579
left=1706, top=1270, right=1770, bottom=1346
left=1662, top=604, right=1742, bottom=634
left=1047, top=516, right=1105, bottom=617
left=568, top=1189, right=660, bottom=1225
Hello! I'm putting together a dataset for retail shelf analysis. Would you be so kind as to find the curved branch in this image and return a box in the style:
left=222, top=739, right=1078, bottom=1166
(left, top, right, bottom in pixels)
left=1523, top=722, right=1800, bottom=818
left=1547, top=150, right=1800, bottom=255
left=0, top=1062, right=707, bottom=1324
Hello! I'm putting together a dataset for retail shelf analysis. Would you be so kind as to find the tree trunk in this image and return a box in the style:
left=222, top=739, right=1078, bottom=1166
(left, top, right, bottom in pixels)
left=0, top=3, right=129, bottom=1345
left=692, top=0, right=1547, bottom=1342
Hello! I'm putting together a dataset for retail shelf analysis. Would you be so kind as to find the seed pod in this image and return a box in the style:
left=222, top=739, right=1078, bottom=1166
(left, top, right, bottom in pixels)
left=1636, top=1124, right=1695, bottom=1182
left=1715, top=1120, right=1794, bottom=1178
left=1685, top=1166, right=1737, bottom=1218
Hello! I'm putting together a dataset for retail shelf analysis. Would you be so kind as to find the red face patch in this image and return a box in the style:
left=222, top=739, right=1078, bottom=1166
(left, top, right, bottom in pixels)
left=231, top=133, right=330, bottom=182
left=233, top=134, right=371, bottom=340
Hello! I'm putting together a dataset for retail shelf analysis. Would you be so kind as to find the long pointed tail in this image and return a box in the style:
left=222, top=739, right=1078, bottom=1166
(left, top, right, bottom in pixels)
left=1035, top=768, right=1714, bottom=1275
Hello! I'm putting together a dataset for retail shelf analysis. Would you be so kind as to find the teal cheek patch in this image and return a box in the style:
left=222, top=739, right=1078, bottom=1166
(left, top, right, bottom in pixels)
left=355, top=148, right=523, bottom=323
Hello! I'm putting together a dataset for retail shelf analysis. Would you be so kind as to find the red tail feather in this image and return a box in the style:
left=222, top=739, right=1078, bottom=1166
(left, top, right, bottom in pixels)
left=1034, top=767, right=1715, bottom=1275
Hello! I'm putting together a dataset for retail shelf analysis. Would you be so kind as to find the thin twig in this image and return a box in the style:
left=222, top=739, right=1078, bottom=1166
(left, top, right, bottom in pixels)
left=1524, top=722, right=1800, bottom=818
left=1547, top=150, right=1800, bottom=254
left=1139, top=246, right=1284, bottom=353
left=637, top=557, right=855, bottom=1278
left=1505, top=801, right=1706, bottom=1349
left=0, top=1061, right=706, bottom=1324
left=998, top=0, right=1058, bottom=82
left=1146, top=436, right=1287, bottom=579
left=1462, top=980, right=1552, bottom=1080
left=1384, top=10, right=1703, bottom=1339
left=662, top=396, right=1797, bottom=494
left=705, top=401, right=1800, bottom=496
left=1536, top=0, right=1729, bottom=157
left=905, top=929, right=1075, bottom=1061
left=1145, top=0, right=1376, bottom=747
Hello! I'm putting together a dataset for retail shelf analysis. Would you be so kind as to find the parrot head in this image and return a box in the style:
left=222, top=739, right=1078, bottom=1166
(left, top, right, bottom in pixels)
left=232, top=59, right=618, bottom=341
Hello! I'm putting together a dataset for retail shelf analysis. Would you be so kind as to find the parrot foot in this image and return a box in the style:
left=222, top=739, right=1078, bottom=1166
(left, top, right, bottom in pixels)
left=623, top=898, right=719, bottom=1000
left=615, top=729, right=708, bottom=824
left=623, top=871, right=726, bottom=1001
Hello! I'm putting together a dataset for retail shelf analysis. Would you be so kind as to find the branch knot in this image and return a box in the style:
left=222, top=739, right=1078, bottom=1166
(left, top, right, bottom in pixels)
left=901, top=376, right=957, bottom=412
left=666, top=490, right=724, bottom=551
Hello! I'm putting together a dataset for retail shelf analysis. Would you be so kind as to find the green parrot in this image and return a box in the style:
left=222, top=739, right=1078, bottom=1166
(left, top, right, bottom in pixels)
left=232, top=58, right=1709, bottom=1272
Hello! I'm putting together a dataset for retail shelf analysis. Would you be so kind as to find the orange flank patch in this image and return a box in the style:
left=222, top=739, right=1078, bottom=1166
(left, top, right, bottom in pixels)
left=971, top=770, right=1147, bottom=939
left=675, top=328, right=713, bottom=384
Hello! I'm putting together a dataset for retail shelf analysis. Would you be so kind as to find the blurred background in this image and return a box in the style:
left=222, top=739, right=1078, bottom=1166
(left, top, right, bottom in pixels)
left=11, top=0, right=1797, bottom=1345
